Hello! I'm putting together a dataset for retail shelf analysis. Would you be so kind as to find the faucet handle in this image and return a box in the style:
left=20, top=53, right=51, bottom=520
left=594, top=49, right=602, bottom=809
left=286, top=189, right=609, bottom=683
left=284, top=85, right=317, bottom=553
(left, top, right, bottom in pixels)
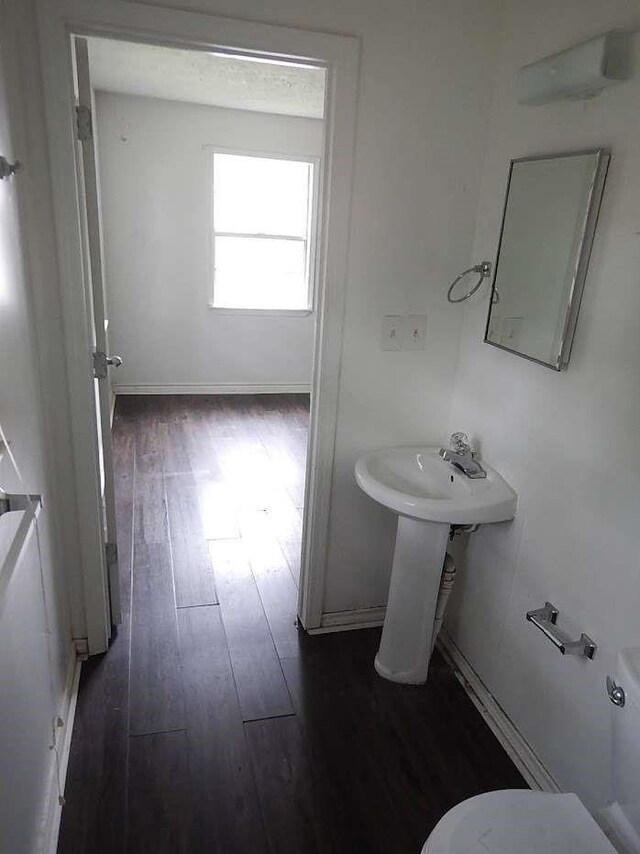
left=450, top=432, right=471, bottom=455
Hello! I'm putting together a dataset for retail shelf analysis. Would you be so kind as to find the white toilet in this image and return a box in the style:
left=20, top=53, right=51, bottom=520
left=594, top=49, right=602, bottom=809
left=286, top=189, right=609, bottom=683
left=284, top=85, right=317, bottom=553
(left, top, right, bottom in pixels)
left=422, top=647, right=640, bottom=853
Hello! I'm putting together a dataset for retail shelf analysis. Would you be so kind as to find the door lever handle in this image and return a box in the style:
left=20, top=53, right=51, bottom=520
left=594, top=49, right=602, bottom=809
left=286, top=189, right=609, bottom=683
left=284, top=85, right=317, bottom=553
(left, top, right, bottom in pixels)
left=93, top=351, right=123, bottom=379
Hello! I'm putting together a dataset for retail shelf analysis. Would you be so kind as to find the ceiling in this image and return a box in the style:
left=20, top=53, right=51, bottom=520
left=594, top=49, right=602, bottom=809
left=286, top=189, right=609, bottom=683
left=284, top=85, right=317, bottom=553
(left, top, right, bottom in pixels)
left=87, top=37, right=326, bottom=120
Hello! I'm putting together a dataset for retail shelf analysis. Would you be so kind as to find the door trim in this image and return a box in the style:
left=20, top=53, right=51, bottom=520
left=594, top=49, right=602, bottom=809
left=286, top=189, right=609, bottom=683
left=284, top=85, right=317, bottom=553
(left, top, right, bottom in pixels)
left=36, top=0, right=360, bottom=647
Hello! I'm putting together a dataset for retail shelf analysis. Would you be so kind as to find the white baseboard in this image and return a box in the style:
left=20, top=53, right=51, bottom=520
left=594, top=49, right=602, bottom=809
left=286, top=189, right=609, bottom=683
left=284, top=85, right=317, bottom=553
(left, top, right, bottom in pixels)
left=113, top=382, right=312, bottom=395
left=437, top=627, right=561, bottom=793
left=308, top=605, right=386, bottom=634
left=42, top=648, right=82, bottom=854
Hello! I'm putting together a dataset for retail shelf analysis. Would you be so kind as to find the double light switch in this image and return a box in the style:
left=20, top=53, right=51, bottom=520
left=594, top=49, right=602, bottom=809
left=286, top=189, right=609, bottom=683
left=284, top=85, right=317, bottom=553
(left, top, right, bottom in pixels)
left=380, top=314, right=427, bottom=351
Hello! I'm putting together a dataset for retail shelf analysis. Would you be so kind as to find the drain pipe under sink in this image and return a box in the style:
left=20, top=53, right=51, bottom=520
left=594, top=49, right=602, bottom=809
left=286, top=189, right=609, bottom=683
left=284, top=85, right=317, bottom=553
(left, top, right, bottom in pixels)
left=430, top=552, right=456, bottom=655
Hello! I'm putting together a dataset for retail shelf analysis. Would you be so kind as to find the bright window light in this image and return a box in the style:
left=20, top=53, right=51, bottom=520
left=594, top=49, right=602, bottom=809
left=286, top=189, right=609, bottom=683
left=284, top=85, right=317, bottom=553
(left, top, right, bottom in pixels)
left=211, top=153, right=315, bottom=310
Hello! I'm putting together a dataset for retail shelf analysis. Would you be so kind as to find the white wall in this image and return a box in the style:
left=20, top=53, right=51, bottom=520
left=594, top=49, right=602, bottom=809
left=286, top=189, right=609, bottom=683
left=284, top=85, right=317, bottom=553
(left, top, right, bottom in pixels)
left=317, top=0, right=500, bottom=611
left=0, top=0, right=75, bottom=848
left=446, top=0, right=640, bottom=811
left=95, top=91, right=322, bottom=392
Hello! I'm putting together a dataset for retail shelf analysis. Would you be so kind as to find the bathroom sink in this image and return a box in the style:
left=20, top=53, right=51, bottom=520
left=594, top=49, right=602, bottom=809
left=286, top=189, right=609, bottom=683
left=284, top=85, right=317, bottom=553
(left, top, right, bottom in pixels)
left=355, top=445, right=517, bottom=685
left=355, top=446, right=516, bottom=525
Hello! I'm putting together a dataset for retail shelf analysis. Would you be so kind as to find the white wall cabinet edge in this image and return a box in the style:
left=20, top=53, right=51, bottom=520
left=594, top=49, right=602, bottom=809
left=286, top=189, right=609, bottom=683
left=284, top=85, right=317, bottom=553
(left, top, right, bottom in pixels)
left=0, top=498, right=41, bottom=621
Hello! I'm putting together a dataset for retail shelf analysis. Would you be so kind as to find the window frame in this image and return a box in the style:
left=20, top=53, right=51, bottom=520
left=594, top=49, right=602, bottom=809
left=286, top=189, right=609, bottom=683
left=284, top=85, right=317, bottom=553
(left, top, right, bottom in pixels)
left=207, top=146, right=320, bottom=316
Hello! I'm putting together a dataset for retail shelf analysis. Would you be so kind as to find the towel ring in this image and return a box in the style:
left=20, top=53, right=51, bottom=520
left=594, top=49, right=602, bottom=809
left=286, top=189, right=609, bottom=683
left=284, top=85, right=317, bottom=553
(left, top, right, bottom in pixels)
left=447, top=261, right=492, bottom=304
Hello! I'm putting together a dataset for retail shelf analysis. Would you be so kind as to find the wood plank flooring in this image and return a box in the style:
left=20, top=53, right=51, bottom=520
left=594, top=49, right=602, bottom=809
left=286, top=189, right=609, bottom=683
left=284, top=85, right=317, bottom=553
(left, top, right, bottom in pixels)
left=57, top=394, right=526, bottom=854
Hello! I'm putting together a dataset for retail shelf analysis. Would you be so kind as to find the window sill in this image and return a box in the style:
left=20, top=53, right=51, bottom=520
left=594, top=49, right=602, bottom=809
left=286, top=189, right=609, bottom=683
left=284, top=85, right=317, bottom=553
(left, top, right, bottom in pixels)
left=207, top=304, right=314, bottom=317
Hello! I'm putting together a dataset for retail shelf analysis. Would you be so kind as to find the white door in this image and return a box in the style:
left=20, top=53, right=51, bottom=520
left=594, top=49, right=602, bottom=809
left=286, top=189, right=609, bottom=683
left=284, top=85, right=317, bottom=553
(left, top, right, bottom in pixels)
left=73, top=36, right=122, bottom=625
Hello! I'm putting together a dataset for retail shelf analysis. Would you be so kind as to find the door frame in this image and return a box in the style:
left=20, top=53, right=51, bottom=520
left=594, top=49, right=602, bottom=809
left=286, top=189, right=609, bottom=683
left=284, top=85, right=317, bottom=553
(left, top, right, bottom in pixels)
left=36, top=0, right=360, bottom=651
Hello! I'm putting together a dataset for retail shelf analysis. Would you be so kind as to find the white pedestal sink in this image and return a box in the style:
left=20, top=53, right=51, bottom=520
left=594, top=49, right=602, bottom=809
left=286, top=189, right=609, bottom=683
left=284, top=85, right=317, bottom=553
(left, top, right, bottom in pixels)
left=355, top=446, right=516, bottom=684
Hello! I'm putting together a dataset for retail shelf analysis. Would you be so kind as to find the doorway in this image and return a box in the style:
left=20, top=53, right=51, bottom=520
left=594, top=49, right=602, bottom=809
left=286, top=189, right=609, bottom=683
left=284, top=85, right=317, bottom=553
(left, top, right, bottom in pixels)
left=80, top=35, right=322, bottom=650
left=37, top=0, right=359, bottom=653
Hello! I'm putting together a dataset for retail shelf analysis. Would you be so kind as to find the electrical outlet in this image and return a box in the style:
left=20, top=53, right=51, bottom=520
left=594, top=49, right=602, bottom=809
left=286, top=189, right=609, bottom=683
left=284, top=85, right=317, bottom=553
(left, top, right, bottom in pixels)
left=404, top=314, right=427, bottom=350
left=380, top=315, right=405, bottom=351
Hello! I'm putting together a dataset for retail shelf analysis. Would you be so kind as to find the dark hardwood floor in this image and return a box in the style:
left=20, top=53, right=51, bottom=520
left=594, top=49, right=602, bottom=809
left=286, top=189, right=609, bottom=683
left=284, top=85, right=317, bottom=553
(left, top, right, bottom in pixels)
left=57, top=394, right=526, bottom=854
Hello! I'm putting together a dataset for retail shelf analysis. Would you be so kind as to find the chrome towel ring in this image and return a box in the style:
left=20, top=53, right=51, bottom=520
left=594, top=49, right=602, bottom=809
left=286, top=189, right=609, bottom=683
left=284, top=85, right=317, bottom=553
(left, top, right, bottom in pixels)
left=447, top=261, right=492, bottom=304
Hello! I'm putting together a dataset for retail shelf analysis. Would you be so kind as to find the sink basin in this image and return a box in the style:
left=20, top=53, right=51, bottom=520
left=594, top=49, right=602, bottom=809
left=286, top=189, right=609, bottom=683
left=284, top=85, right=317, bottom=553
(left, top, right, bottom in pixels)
left=355, top=446, right=516, bottom=525
left=355, top=445, right=517, bottom=685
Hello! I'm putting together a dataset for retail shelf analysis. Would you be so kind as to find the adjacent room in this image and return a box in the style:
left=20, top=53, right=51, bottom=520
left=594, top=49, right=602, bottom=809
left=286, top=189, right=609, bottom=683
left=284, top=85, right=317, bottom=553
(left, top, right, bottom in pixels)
left=89, top=37, right=321, bottom=599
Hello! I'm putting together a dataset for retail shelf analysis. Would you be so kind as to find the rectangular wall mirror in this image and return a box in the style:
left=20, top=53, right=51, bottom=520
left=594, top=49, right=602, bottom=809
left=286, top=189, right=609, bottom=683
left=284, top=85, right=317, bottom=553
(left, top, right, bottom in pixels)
left=484, top=149, right=610, bottom=370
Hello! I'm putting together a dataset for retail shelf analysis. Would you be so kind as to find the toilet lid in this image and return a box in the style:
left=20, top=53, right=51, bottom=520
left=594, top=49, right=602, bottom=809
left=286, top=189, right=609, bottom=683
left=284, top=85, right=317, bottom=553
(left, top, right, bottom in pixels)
left=423, top=790, right=617, bottom=854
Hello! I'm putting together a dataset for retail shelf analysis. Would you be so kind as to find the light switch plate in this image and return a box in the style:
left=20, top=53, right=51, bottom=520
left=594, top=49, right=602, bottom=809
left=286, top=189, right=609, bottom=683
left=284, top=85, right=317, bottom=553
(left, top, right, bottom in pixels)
left=381, top=315, right=405, bottom=351
left=404, top=314, right=427, bottom=350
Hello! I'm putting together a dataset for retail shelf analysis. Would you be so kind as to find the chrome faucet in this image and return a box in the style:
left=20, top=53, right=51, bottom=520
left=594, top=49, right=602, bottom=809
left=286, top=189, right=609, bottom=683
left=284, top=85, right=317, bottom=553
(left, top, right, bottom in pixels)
left=439, top=432, right=486, bottom=479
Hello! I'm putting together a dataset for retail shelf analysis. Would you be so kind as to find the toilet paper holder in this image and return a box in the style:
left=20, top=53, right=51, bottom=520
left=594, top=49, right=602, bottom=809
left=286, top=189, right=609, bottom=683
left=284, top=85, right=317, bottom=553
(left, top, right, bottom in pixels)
left=526, top=602, right=597, bottom=659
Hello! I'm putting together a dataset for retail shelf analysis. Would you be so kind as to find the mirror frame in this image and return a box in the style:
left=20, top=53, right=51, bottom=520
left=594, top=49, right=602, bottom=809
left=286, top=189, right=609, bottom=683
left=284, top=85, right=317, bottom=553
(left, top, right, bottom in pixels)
left=484, top=148, right=610, bottom=371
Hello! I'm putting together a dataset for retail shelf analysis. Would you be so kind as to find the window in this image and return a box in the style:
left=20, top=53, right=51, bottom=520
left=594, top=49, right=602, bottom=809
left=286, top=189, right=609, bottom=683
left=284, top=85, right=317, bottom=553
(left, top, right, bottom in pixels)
left=211, top=152, right=316, bottom=311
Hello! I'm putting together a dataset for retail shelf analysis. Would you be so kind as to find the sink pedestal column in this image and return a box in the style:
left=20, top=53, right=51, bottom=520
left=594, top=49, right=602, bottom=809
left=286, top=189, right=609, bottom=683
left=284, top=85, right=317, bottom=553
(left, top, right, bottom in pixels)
left=374, top=516, right=449, bottom=684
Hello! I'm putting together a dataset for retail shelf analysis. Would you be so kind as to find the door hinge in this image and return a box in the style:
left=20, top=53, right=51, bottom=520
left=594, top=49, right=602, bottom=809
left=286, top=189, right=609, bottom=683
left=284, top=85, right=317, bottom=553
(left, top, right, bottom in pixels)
left=105, top=542, right=118, bottom=566
left=76, top=105, right=92, bottom=142
left=93, top=350, right=108, bottom=380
